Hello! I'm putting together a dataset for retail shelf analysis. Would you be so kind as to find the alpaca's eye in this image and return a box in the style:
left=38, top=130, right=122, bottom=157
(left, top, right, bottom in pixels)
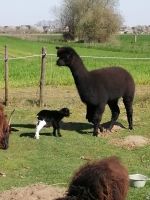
left=66, top=54, right=72, bottom=60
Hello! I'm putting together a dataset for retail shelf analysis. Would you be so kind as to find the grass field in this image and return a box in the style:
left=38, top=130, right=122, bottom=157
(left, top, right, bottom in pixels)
left=0, top=35, right=150, bottom=199
left=0, top=35, right=150, bottom=87
left=0, top=85, right=150, bottom=200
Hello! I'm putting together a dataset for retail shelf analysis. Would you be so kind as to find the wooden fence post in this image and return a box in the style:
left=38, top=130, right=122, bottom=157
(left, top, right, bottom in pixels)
left=4, top=45, right=9, bottom=106
left=134, top=34, right=137, bottom=43
left=39, top=47, right=46, bottom=107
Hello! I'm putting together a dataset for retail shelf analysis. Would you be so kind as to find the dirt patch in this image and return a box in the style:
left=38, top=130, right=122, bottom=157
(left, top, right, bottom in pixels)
left=0, top=184, right=66, bottom=200
left=102, top=122, right=125, bottom=132
left=0, top=86, right=80, bottom=108
left=110, top=135, right=150, bottom=149
left=97, top=122, right=125, bottom=137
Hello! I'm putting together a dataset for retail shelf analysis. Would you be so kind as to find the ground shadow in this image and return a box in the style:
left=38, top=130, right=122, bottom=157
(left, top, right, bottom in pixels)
left=12, top=124, right=36, bottom=138
left=12, top=124, right=35, bottom=129
left=13, top=121, right=126, bottom=138
left=17, top=121, right=92, bottom=138
left=20, top=132, right=55, bottom=138
left=60, top=121, right=93, bottom=134
left=20, top=132, right=35, bottom=138
left=10, top=127, right=19, bottom=132
left=101, top=121, right=126, bottom=130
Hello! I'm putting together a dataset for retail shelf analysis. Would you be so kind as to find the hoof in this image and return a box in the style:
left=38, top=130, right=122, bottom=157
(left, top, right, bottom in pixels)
left=34, top=136, right=40, bottom=139
left=129, top=127, right=133, bottom=130
left=93, top=133, right=98, bottom=137
left=99, top=127, right=103, bottom=132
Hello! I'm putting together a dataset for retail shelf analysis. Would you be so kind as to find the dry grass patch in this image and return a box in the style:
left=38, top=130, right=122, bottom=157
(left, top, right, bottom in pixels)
left=110, top=135, right=150, bottom=149
left=0, top=184, right=66, bottom=200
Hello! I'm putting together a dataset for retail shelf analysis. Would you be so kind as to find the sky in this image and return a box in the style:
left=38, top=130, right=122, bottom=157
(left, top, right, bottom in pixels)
left=0, top=0, right=149, bottom=27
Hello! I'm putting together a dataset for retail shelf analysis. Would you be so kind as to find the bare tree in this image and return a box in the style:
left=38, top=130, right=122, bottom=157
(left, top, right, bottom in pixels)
left=59, top=0, right=122, bottom=42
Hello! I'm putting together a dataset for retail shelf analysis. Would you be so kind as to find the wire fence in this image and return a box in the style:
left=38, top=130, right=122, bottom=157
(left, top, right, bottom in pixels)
left=1, top=46, right=150, bottom=107
left=2, top=46, right=47, bottom=106
left=1, top=54, right=150, bottom=61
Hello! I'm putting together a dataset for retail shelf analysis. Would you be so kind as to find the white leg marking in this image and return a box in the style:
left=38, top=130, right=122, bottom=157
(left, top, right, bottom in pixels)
left=35, top=120, right=46, bottom=139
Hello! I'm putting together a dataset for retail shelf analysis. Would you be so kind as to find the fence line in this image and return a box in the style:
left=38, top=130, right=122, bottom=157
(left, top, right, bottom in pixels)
left=7, top=54, right=44, bottom=60
left=1, top=46, right=150, bottom=107
left=81, top=56, right=150, bottom=60
left=1, top=54, right=150, bottom=61
left=4, top=45, right=8, bottom=106
left=3, top=46, right=47, bottom=107
left=39, top=47, right=46, bottom=107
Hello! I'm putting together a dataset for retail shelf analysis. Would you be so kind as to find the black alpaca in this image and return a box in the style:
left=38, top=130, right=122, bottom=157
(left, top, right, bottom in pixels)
left=55, top=156, right=129, bottom=200
left=56, top=46, right=135, bottom=136
left=35, top=108, right=70, bottom=139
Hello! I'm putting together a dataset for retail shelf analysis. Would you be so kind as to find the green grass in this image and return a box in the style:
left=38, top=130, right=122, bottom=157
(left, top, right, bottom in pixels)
left=0, top=85, right=150, bottom=200
left=0, top=35, right=150, bottom=87
left=0, top=35, right=150, bottom=199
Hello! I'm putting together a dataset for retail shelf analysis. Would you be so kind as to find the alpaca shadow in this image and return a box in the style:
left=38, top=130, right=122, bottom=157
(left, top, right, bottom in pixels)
left=61, top=121, right=126, bottom=134
left=101, top=121, right=126, bottom=131
left=12, top=123, right=35, bottom=138
left=10, top=127, right=19, bottom=132
left=20, top=132, right=35, bottom=138
left=13, top=121, right=126, bottom=138
left=60, top=121, right=93, bottom=134
left=12, top=124, right=35, bottom=129
left=19, top=121, right=93, bottom=138
left=20, top=132, right=54, bottom=138
left=15, top=124, right=53, bottom=138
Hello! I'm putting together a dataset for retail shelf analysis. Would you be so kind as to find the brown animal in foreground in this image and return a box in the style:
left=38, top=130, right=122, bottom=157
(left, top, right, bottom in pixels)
left=56, top=156, right=129, bottom=200
left=0, top=104, right=15, bottom=150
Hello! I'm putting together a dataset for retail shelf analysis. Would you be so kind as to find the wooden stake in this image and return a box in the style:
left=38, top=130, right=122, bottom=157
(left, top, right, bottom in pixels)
left=39, top=47, right=46, bottom=107
left=4, top=45, right=9, bottom=106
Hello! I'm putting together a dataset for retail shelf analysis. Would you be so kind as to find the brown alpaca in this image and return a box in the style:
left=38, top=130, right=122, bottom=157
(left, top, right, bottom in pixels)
left=56, top=157, right=129, bottom=200
left=0, top=104, right=10, bottom=149
left=0, top=104, right=15, bottom=150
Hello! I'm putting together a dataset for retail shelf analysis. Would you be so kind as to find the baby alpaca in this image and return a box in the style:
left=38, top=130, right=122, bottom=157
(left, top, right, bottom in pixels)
left=56, top=156, right=129, bottom=200
left=35, top=108, right=70, bottom=139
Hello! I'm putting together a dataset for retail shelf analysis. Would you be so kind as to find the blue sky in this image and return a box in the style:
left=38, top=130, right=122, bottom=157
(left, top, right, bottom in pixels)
left=119, top=0, right=150, bottom=26
left=0, top=0, right=149, bottom=26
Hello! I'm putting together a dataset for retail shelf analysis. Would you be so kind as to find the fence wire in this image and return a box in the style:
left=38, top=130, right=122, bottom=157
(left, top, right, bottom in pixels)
left=1, top=49, right=150, bottom=106
left=0, top=53, right=150, bottom=61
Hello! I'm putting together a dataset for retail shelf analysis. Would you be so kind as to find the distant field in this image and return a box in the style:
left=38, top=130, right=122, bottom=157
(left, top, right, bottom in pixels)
left=0, top=35, right=150, bottom=87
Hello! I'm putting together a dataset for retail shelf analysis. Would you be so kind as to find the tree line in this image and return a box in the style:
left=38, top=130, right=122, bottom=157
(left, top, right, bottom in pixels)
left=58, top=0, right=122, bottom=42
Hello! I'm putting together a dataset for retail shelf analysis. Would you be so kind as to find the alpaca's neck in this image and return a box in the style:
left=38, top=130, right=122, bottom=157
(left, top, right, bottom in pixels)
left=68, top=55, right=89, bottom=82
left=68, top=55, right=90, bottom=101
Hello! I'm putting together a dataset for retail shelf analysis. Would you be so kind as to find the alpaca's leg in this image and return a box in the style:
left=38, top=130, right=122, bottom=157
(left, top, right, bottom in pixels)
left=93, top=115, right=103, bottom=136
left=123, top=96, right=134, bottom=130
left=57, top=126, right=62, bottom=137
left=55, top=126, right=62, bottom=137
left=93, top=105, right=105, bottom=136
left=35, top=120, right=46, bottom=139
left=86, top=105, right=94, bottom=122
left=52, top=127, right=57, bottom=136
left=108, top=99, right=120, bottom=131
left=52, top=122, right=62, bottom=137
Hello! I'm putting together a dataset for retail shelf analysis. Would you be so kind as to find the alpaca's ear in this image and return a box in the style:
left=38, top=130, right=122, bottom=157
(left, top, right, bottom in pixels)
left=56, top=46, right=60, bottom=50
